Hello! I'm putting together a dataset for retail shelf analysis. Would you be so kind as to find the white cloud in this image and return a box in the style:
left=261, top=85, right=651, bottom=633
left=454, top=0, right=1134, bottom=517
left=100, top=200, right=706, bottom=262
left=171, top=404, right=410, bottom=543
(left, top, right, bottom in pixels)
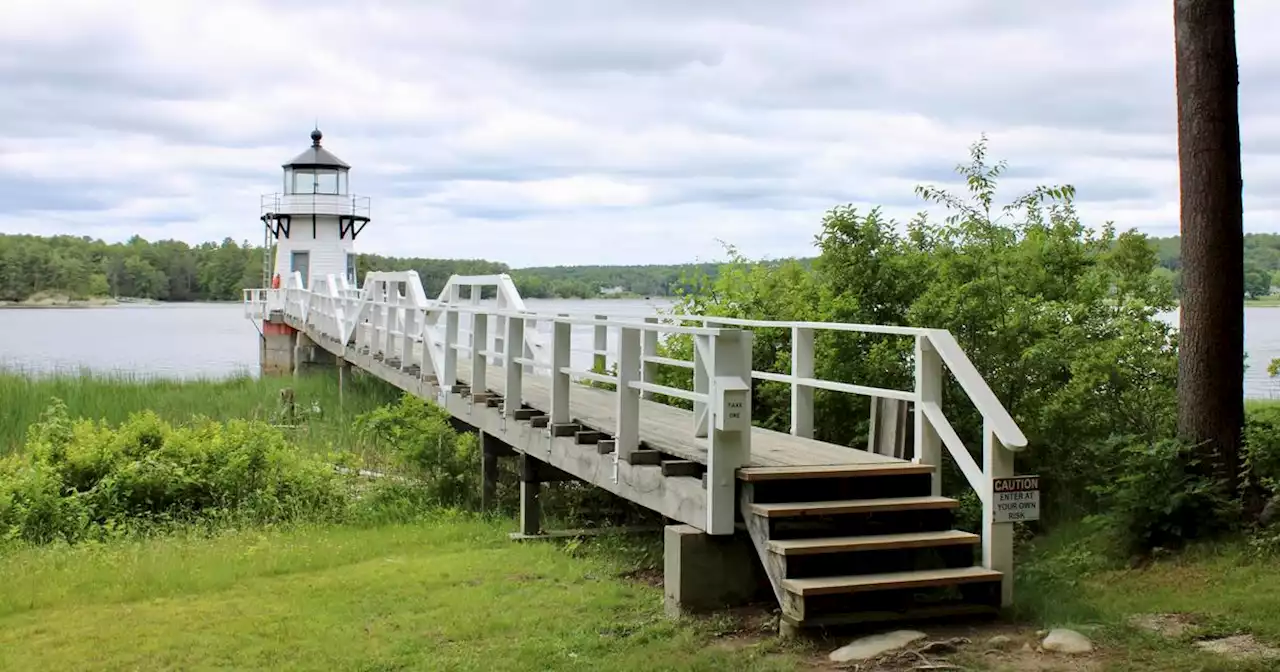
left=0, top=0, right=1278, bottom=266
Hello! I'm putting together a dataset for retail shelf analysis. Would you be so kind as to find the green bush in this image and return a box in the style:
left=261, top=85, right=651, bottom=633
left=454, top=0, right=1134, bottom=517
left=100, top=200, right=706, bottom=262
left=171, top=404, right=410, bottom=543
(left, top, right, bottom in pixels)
left=1244, top=403, right=1280, bottom=493
left=354, top=395, right=481, bottom=509
left=1089, top=437, right=1236, bottom=556
left=0, top=399, right=350, bottom=544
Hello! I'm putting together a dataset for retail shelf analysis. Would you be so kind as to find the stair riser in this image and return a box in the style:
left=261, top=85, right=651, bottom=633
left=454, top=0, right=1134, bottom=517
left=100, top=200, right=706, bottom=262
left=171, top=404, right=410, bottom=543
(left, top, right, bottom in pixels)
left=766, top=509, right=955, bottom=540
left=780, top=545, right=976, bottom=580
left=750, top=473, right=933, bottom=504
left=794, top=579, right=1002, bottom=620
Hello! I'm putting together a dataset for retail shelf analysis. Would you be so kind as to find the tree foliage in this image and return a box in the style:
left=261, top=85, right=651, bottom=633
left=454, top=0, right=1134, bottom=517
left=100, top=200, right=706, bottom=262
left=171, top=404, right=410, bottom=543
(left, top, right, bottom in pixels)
left=663, top=139, right=1180, bottom=522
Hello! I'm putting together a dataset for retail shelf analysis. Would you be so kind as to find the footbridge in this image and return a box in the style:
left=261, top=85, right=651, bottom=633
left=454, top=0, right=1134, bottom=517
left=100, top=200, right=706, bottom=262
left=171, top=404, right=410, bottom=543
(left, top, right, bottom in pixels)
left=244, top=270, right=1029, bottom=632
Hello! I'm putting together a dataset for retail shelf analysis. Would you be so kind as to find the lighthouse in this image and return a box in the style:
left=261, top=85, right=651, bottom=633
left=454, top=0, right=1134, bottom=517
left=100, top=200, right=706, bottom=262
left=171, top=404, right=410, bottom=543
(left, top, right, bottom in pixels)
left=261, top=128, right=370, bottom=290
left=253, top=128, right=370, bottom=375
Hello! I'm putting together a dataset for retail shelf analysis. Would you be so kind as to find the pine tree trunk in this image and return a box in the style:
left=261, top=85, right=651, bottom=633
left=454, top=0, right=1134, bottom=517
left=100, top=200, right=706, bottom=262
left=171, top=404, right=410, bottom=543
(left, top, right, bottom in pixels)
left=1174, top=0, right=1244, bottom=489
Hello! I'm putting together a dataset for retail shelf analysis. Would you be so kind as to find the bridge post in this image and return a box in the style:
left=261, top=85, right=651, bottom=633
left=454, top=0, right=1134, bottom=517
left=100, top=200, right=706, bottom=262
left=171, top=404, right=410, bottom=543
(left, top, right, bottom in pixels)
left=641, top=317, right=659, bottom=400
left=693, top=334, right=710, bottom=438
left=913, top=335, right=943, bottom=497
left=616, top=327, right=641, bottom=463
left=706, top=329, right=753, bottom=535
left=790, top=327, right=814, bottom=438
left=444, top=308, right=459, bottom=386
left=982, top=421, right=1015, bottom=606
left=519, top=455, right=541, bottom=536
left=550, top=319, right=571, bottom=425
left=593, top=315, right=608, bottom=372
left=471, top=313, right=488, bottom=394
left=504, top=316, right=524, bottom=417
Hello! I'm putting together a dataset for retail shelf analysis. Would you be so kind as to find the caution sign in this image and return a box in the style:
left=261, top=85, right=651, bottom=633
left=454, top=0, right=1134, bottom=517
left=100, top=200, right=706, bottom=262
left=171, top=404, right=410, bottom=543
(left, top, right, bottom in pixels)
left=993, top=476, right=1040, bottom=524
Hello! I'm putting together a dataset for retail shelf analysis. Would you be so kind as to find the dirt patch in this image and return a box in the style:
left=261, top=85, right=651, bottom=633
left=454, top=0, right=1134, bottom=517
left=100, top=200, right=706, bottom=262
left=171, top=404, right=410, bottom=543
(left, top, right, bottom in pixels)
left=1194, top=634, right=1280, bottom=661
left=1128, top=613, right=1199, bottom=639
left=616, top=567, right=663, bottom=588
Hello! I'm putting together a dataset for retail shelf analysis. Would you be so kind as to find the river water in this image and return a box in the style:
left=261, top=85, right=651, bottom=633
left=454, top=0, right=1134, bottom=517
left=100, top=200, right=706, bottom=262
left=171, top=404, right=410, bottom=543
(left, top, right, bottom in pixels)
left=2, top=301, right=1279, bottom=398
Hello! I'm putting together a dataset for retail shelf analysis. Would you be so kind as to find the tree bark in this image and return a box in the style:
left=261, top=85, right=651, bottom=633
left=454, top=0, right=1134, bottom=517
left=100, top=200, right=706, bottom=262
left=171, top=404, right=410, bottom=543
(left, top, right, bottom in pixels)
left=1174, top=0, right=1244, bottom=489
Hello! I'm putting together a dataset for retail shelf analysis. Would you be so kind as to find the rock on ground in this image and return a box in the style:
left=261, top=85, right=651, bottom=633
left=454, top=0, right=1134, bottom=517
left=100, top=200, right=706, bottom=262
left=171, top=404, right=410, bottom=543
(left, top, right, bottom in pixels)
left=1042, top=628, right=1094, bottom=654
left=828, top=630, right=927, bottom=663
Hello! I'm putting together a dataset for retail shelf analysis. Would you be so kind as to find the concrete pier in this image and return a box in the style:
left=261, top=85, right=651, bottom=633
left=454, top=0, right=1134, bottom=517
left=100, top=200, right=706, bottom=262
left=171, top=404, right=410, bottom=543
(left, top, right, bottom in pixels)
left=663, top=524, right=770, bottom=617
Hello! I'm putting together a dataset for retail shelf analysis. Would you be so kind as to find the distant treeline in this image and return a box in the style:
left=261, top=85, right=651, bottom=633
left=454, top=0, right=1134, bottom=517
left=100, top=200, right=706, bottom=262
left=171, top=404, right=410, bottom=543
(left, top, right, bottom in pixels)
left=1149, top=233, right=1280, bottom=298
left=0, top=234, right=725, bottom=302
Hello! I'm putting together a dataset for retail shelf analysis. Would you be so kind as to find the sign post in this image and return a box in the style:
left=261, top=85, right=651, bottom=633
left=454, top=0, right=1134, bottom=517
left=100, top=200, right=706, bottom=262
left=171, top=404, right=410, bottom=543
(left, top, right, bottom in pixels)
left=992, top=475, right=1040, bottom=524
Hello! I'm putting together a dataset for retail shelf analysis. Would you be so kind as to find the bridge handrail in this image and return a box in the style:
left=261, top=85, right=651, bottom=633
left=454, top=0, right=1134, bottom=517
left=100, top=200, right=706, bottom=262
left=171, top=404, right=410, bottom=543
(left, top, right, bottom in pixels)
left=665, top=314, right=1026, bottom=451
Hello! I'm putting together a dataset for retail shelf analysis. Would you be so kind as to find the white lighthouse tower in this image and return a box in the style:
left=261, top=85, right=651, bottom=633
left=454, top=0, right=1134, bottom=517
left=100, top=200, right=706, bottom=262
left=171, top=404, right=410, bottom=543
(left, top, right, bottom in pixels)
left=251, top=128, right=370, bottom=375
left=261, top=128, right=370, bottom=290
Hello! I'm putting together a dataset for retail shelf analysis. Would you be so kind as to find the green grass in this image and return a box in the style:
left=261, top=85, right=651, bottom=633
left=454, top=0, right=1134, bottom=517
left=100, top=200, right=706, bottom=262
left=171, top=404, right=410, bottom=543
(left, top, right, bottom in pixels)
left=1245, top=296, right=1280, bottom=307
left=0, top=516, right=800, bottom=671
left=0, top=371, right=400, bottom=460
left=1008, top=524, right=1280, bottom=671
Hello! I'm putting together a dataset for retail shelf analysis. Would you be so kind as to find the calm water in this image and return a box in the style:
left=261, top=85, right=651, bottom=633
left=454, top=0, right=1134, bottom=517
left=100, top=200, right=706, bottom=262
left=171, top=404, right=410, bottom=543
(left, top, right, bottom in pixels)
left=3, top=301, right=1279, bottom=398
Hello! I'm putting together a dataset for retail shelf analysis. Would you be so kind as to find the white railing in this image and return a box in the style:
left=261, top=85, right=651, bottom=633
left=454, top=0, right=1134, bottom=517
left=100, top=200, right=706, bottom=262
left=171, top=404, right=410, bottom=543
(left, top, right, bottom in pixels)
left=261, top=193, right=372, bottom=218
left=242, top=274, right=1027, bottom=603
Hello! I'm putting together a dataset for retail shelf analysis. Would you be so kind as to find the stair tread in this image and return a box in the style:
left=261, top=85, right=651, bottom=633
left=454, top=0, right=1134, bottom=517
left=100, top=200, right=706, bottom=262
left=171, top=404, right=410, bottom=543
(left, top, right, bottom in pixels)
left=768, top=530, right=980, bottom=555
left=783, top=566, right=1002, bottom=596
left=750, top=495, right=959, bottom=518
left=738, top=463, right=934, bottom=481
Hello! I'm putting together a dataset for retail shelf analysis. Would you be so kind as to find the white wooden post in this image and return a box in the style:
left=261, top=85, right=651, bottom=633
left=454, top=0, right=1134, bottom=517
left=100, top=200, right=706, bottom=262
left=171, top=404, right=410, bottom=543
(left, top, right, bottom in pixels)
left=790, top=326, right=814, bottom=438
left=471, top=313, right=488, bottom=394
left=641, top=317, right=659, bottom=401
left=616, top=327, right=641, bottom=461
left=444, top=308, right=459, bottom=386
left=504, top=316, right=525, bottom=417
left=550, top=319, right=571, bottom=425
left=493, top=291, right=507, bottom=367
left=592, top=315, right=608, bottom=373
left=522, top=318, right=534, bottom=375
left=398, top=302, right=413, bottom=368
left=982, top=419, right=1015, bottom=606
left=706, top=328, right=753, bottom=535
left=381, top=283, right=395, bottom=359
left=418, top=310, right=433, bottom=380
left=914, top=335, right=944, bottom=497
left=693, top=334, right=710, bottom=438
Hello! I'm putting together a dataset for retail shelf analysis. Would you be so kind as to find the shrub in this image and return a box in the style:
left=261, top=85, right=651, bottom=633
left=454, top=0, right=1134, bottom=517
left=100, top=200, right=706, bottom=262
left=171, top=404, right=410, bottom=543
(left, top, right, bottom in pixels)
left=1089, top=437, right=1236, bottom=557
left=354, top=395, right=481, bottom=509
left=0, top=399, right=350, bottom=544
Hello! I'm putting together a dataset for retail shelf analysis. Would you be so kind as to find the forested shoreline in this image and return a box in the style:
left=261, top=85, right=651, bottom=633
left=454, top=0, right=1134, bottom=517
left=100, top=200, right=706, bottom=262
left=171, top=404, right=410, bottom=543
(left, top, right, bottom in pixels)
left=0, top=234, right=719, bottom=303
left=3, top=231, right=1277, bottom=304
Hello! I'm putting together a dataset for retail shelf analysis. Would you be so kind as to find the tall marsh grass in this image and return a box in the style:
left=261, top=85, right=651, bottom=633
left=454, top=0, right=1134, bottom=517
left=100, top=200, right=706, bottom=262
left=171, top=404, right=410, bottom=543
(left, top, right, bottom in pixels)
left=0, top=370, right=400, bottom=458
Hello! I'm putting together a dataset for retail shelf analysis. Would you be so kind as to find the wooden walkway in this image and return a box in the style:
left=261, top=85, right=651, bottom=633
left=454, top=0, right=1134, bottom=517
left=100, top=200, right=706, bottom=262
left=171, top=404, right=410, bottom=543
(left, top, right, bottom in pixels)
left=454, top=358, right=900, bottom=469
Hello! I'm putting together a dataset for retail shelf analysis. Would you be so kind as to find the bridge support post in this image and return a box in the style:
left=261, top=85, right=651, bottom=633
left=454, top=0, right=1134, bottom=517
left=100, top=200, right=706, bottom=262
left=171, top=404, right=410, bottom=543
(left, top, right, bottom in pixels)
left=480, top=431, right=514, bottom=511
left=260, top=320, right=297, bottom=376
left=664, top=524, right=769, bottom=617
left=519, top=455, right=541, bottom=537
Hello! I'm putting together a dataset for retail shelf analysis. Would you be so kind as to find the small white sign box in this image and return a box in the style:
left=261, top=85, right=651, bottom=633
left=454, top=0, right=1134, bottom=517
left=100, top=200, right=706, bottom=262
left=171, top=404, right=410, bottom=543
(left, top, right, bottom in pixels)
left=992, top=475, right=1040, bottom=524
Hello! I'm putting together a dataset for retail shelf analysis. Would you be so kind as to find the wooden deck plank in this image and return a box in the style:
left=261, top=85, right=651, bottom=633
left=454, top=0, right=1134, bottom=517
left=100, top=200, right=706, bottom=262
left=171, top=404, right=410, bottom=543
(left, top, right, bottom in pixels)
left=782, top=567, right=1001, bottom=596
left=457, top=359, right=900, bottom=469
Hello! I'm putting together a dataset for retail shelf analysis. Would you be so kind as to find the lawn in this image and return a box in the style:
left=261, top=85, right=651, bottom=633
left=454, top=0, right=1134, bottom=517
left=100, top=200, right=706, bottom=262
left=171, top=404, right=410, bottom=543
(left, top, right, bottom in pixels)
left=0, top=516, right=800, bottom=672
left=999, top=527, right=1280, bottom=671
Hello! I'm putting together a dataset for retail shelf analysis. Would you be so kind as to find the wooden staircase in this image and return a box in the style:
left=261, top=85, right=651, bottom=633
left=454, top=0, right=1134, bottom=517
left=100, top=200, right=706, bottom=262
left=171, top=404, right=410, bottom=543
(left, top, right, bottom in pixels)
left=738, top=463, right=1003, bottom=631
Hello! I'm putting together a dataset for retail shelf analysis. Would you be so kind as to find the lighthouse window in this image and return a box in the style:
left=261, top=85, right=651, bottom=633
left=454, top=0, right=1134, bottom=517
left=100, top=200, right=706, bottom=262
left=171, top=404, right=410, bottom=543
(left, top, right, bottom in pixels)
left=292, top=170, right=316, bottom=194
left=337, top=172, right=348, bottom=195
left=314, top=171, right=339, bottom=194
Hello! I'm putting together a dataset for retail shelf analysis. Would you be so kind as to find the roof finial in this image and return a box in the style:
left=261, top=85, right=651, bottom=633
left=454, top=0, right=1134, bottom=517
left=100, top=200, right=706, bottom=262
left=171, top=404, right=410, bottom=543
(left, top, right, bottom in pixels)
left=310, top=124, right=323, bottom=147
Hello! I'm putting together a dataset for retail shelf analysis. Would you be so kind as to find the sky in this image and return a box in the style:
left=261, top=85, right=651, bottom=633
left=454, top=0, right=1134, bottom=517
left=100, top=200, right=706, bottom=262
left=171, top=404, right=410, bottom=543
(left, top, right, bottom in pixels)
left=1, top=1, right=1278, bottom=268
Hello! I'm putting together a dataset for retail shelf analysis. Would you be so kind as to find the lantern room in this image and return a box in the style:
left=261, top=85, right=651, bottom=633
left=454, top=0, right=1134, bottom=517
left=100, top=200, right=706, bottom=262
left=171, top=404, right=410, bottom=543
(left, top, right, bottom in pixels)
left=261, top=128, right=371, bottom=290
